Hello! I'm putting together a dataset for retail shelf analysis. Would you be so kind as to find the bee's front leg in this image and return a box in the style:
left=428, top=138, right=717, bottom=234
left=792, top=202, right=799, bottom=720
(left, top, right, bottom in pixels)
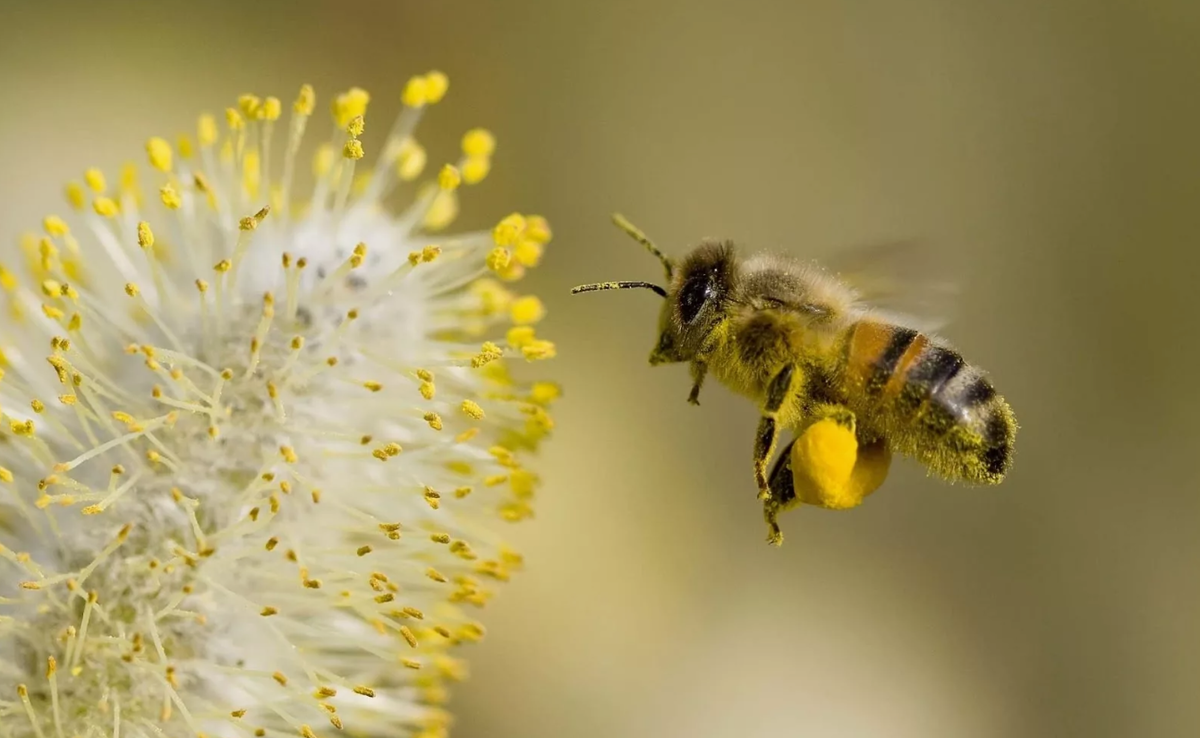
left=753, top=363, right=797, bottom=503
left=687, top=360, right=708, bottom=406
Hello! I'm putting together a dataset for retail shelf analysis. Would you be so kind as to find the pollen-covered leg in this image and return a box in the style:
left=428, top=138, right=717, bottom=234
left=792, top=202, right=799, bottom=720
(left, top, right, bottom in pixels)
left=753, top=364, right=796, bottom=501
left=791, top=404, right=892, bottom=510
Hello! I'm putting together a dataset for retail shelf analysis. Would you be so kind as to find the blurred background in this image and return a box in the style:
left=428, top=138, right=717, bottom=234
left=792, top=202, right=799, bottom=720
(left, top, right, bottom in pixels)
left=2, top=1, right=1199, bottom=736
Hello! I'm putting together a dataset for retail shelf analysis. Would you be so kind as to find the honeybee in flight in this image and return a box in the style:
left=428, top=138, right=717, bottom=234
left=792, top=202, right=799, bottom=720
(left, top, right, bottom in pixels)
left=572, top=215, right=1016, bottom=546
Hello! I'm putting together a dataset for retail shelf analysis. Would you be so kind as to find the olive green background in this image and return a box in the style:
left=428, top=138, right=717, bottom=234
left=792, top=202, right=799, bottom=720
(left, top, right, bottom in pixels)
left=2, top=1, right=1198, bottom=736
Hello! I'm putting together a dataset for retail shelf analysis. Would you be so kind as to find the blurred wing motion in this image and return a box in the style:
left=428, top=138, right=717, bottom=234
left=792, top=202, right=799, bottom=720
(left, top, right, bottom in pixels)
left=820, top=239, right=960, bottom=334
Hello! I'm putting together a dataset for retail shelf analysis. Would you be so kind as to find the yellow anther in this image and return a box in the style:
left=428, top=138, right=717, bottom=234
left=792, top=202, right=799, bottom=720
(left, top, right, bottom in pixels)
left=84, top=168, right=106, bottom=193
left=195, top=279, right=208, bottom=293
left=30, top=399, right=45, bottom=413
left=198, top=114, right=218, bottom=146
left=214, top=260, right=231, bottom=273
left=137, top=222, right=154, bottom=249
left=11, top=419, right=35, bottom=436
left=259, top=95, right=281, bottom=121
left=510, top=296, right=546, bottom=325
left=295, top=84, right=316, bottom=115
left=462, top=156, right=491, bottom=185
left=92, top=197, right=118, bottom=217
left=461, top=400, right=485, bottom=420
left=492, top=213, right=527, bottom=247
left=125, top=283, right=139, bottom=297
left=506, top=325, right=536, bottom=348
left=461, top=128, right=496, bottom=158
left=313, top=144, right=335, bottom=177
left=43, top=216, right=69, bottom=237
left=332, top=87, right=370, bottom=128
left=0, top=467, right=11, bottom=483
left=514, top=238, right=544, bottom=268
left=438, top=164, right=461, bottom=191
left=160, top=184, right=182, bottom=209
left=423, top=412, right=443, bottom=431
left=521, top=339, right=557, bottom=361
left=65, top=182, right=86, bottom=210
left=486, top=247, right=511, bottom=272
left=40, top=279, right=62, bottom=297
left=401, top=76, right=428, bottom=108
left=225, top=108, right=244, bottom=130
left=346, top=114, right=365, bottom=137
left=193, top=172, right=212, bottom=193
left=350, top=242, right=367, bottom=267
left=177, top=134, right=194, bottom=159
left=425, top=71, right=449, bottom=103
left=530, top=381, right=561, bottom=404
left=396, top=139, right=426, bottom=181
left=421, top=245, right=441, bottom=262
left=343, top=139, right=364, bottom=160
left=363, top=381, right=383, bottom=393
left=280, top=446, right=298, bottom=463
left=238, top=94, right=261, bottom=119
left=423, top=189, right=458, bottom=230
left=416, top=369, right=434, bottom=382
left=419, top=382, right=435, bottom=400
left=146, top=137, right=173, bottom=172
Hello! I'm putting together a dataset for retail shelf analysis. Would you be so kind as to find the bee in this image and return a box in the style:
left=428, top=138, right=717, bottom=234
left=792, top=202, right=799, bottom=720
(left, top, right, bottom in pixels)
left=572, top=214, right=1016, bottom=546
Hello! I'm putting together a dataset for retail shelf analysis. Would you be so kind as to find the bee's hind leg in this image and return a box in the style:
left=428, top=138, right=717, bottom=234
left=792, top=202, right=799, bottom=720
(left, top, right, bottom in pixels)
left=763, top=438, right=799, bottom=546
left=753, top=363, right=797, bottom=502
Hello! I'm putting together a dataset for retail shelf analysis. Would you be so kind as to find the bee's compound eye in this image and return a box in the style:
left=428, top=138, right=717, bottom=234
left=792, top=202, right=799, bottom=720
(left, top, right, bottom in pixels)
left=677, top=277, right=710, bottom=324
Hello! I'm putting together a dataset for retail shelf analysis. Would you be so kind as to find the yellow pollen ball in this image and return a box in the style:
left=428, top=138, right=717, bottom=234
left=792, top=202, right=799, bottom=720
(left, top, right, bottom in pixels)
left=65, top=182, right=86, bottom=210
left=313, top=144, right=335, bottom=177
left=461, top=400, right=485, bottom=420
left=84, top=168, right=106, bottom=193
left=136, top=222, right=154, bottom=249
left=505, top=326, right=535, bottom=348
left=531, top=381, right=561, bottom=404
left=295, top=84, right=316, bottom=115
left=347, top=115, right=365, bottom=137
left=396, top=140, right=426, bottom=181
left=461, top=156, right=490, bottom=185
left=238, top=94, right=262, bottom=118
left=509, top=296, right=546, bottom=325
left=513, top=239, right=543, bottom=268
left=526, top=215, right=553, bottom=243
left=160, top=184, right=182, bottom=210
left=261, top=96, right=282, bottom=121
left=438, top=164, right=461, bottom=191
left=343, top=140, right=365, bottom=160
left=177, top=134, right=195, bottom=159
left=43, top=216, right=69, bottom=237
left=226, top=108, right=244, bottom=130
left=462, top=129, right=496, bottom=158
left=492, top=213, right=526, bottom=247
left=425, top=71, right=449, bottom=103
left=332, top=87, right=370, bottom=128
left=92, top=197, right=118, bottom=217
left=146, top=137, right=173, bottom=172
left=197, top=114, right=218, bottom=146
left=402, top=76, right=428, bottom=108
left=486, top=247, right=511, bottom=272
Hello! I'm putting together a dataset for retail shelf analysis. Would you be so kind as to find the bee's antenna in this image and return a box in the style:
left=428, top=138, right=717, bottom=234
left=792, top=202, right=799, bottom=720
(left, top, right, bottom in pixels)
left=571, top=281, right=667, bottom=298
left=611, top=213, right=674, bottom=280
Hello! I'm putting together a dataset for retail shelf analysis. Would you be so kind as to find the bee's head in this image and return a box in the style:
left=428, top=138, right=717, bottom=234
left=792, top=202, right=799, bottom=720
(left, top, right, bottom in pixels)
left=659, top=239, right=737, bottom=361
left=572, top=214, right=737, bottom=366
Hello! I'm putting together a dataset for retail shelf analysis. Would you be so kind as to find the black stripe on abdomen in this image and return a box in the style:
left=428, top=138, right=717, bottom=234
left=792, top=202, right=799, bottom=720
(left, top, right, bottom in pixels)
left=895, top=344, right=966, bottom=423
left=867, top=326, right=918, bottom=394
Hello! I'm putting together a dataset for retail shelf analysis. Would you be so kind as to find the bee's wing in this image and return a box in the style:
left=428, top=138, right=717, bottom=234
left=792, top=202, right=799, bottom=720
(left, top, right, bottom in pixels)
left=820, top=239, right=959, bottom=334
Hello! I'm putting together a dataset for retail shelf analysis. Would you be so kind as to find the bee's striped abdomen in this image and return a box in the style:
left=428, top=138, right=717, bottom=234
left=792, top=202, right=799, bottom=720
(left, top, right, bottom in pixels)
left=841, top=321, right=1015, bottom=484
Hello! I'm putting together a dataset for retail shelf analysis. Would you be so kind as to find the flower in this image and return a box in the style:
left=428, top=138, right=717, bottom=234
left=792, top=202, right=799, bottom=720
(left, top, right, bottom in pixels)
left=0, top=73, right=557, bottom=738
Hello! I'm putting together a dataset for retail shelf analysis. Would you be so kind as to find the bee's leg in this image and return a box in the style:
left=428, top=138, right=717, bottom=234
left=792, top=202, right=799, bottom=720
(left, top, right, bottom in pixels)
left=753, top=363, right=796, bottom=502
left=687, top=361, right=708, bottom=406
left=762, top=438, right=798, bottom=546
